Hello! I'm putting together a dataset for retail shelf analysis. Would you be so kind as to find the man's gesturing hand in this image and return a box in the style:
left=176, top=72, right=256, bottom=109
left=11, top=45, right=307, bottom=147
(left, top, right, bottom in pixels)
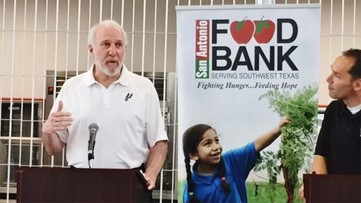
left=43, top=101, right=73, bottom=135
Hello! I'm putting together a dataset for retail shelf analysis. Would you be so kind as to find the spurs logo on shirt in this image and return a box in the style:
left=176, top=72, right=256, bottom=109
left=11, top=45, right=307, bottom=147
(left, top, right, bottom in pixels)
left=125, top=93, right=133, bottom=101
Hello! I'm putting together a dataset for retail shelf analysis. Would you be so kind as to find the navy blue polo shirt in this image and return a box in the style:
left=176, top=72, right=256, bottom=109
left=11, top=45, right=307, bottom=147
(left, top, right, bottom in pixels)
left=315, top=100, right=361, bottom=174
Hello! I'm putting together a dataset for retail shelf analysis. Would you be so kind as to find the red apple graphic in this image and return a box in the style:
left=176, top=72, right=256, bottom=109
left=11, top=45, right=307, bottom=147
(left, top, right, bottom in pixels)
left=230, top=18, right=255, bottom=44
left=253, top=18, right=275, bottom=43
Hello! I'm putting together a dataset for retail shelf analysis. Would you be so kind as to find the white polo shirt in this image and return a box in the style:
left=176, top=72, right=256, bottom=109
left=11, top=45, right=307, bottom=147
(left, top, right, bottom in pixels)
left=52, top=65, right=168, bottom=168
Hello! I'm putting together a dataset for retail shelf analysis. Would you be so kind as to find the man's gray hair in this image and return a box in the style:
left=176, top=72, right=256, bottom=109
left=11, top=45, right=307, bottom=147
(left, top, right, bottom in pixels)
left=88, top=19, right=128, bottom=46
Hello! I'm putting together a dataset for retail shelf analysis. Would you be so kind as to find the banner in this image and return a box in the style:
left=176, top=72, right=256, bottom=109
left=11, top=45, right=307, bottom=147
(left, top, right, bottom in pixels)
left=176, top=3, right=320, bottom=198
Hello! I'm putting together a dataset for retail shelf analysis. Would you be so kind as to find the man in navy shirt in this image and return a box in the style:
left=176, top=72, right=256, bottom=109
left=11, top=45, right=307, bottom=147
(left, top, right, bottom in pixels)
left=300, top=48, right=361, bottom=201
left=312, top=48, right=361, bottom=175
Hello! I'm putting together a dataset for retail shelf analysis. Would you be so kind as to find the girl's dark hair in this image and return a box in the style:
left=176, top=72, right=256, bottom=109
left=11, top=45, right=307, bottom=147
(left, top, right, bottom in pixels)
left=183, top=124, right=231, bottom=202
left=343, top=48, right=361, bottom=80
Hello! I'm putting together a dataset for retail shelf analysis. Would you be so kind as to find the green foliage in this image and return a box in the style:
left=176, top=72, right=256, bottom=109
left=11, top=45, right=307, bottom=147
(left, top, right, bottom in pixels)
left=255, top=85, right=318, bottom=202
left=178, top=180, right=304, bottom=203
left=247, top=183, right=304, bottom=203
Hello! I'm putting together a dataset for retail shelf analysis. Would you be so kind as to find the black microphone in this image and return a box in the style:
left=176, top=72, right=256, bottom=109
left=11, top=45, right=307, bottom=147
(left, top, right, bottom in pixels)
left=88, top=123, right=99, bottom=161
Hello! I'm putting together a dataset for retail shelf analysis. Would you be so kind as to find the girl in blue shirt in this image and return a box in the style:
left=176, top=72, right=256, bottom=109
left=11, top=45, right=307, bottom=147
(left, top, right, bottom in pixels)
left=182, top=118, right=289, bottom=203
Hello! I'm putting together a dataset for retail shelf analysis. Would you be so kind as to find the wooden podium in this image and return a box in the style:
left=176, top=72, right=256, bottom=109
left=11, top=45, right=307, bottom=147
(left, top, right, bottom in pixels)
left=303, top=174, right=361, bottom=203
left=16, top=167, right=152, bottom=203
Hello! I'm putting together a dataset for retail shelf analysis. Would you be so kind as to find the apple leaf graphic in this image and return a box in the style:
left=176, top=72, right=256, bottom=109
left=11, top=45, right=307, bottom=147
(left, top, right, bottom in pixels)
left=255, top=20, right=270, bottom=33
left=236, top=21, right=246, bottom=30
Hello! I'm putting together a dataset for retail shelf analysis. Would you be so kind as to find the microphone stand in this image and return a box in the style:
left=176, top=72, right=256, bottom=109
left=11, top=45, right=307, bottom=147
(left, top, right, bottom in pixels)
left=88, top=151, right=94, bottom=168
